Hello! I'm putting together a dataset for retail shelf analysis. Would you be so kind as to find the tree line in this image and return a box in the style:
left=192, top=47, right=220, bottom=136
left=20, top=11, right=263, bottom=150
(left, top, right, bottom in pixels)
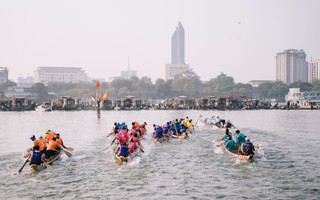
left=1, top=73, right=320, bottom=102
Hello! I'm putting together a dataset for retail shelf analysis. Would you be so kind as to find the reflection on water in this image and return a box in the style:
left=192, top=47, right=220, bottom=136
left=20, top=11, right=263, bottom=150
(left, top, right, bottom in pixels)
left=0, top=110, right=320, bottom=199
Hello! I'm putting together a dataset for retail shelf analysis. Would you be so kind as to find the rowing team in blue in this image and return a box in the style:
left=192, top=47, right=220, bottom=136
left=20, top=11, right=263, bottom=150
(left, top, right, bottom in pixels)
left=111, top=121, right=146, bottom=163
left=152, top=117, right=194, bottom=142
left=221, top=128, right=255, bottom=156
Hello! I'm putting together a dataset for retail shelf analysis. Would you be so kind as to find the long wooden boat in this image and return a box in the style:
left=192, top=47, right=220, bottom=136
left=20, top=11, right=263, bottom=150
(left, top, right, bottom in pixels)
left=222, top=144, right=253, bottom=160
left=30, top=150, right=62, bottom=172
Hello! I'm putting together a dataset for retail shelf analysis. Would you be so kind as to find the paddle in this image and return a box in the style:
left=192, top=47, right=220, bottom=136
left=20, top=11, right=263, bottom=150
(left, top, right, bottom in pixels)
left=18, top=155, right=31, bottom=173
left=63, top=146, right=73, bottom=151
left=139, top=146, right=145, bottom=153
left=61, top=148, right=72, bottom=157
left=110, top=138, right=116, bottom=145
left=41, top=159, right=53, bottom=170
left=107, top=132, right=114, bottom=137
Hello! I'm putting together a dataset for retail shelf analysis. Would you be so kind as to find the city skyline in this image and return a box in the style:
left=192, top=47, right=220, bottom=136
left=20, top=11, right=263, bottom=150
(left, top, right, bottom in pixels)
left=1, top=0, right=320, bottom=83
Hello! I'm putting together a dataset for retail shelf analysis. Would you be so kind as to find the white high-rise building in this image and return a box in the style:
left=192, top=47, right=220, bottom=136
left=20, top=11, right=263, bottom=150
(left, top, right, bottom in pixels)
left=163, top=22, right=191, bottom=80
left=309, top=59, right=320, bottom=83
left=0, top=67, right=8, bottom=83
left=34, top=66, right=88, bottom=84
left=275, top=49, right=308, bottom=83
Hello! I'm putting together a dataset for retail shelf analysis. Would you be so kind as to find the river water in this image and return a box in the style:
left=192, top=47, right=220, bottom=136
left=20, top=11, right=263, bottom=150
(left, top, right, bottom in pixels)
left=0, top=110, right=319, bottom=200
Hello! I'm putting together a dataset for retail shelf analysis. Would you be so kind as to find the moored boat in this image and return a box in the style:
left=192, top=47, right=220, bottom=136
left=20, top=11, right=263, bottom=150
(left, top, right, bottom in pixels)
left=35, top=104, right=52, bottom=112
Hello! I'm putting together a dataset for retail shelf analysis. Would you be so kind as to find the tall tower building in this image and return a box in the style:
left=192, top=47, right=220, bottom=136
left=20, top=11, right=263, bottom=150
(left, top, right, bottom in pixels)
left=171, top=21, right=185, bottom=64
left=163, top=22, right=190, bottom=80
left=275, top=49, right=308, bottom=83
left=309, top=59, right=320, bottom=83
left=0, top=67, right=9, bottom=83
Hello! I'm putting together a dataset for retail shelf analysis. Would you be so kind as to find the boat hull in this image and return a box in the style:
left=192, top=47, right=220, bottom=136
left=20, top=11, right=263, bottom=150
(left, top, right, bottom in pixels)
left=222, top=145, right=253, bottom=160
left=30, top=150, right=61, bottom=172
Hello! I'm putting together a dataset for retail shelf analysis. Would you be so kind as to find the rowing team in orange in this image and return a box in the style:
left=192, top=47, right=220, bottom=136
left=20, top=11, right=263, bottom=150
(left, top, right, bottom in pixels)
left=28, top=130, right=68, bottom=166
left=111, top=122, right=146, bottom=162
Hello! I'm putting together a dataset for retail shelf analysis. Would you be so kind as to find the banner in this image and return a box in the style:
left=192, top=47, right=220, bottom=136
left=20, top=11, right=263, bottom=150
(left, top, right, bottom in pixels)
left=95, top=81, right=100, bottom=88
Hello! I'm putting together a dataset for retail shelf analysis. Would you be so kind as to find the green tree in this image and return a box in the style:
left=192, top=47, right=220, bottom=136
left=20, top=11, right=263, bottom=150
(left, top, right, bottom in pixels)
left=208, top=72, right=235, bottom=93
left=154, top=79, right=173, bottom=99
left=268, top=82, right=289, bottom=101
left=31, top=83, right=49, bottom=102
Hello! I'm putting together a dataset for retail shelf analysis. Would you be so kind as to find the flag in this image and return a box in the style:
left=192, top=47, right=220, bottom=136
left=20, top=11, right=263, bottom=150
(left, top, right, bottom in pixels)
left=89, top=92, right=95, bottom=101
left=95, top=81, right=100, bottom=88
left=102, top=92, right=108, bottom=100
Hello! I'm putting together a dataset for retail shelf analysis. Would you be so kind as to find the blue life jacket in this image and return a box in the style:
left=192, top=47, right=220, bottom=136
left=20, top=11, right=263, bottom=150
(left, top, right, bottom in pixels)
left=119, top=145, right=129, bottom=157
left=155, top=127, right=163, bottom=138
left=30, top=151, right=43, bottom=165
left=243, top=142, right=254, bottom=155
left=175, top=122, right=181, bottom=132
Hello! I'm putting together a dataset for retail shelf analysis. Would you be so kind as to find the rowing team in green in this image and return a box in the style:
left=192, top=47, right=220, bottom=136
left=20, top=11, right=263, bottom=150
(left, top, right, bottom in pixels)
left=220, top=128, right=255, bottom=156
left=111, top=121, right=146, bottom=163
left=152, top=117, right=193, bottom=142
left=27, top=130, right=72, bottom=169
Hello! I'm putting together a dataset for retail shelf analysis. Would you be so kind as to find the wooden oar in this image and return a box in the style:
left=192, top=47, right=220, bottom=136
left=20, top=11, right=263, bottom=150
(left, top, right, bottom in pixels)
left=41, top=159, right=53, bottom=170
left=110, top=138, right=116, bottom=145
left=64, top=146, right=73, bottom=151
left=61, top=148, right=72, bottom=157
left=107, top=132, right=114, bottom=137
left=18, top=155, right=31, bottom=173
left=139, top=146, right=144, bottom=153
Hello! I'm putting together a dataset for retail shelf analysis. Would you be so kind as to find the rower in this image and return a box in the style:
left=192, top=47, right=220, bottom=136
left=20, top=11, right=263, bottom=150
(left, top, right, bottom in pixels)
left=56, top=133, right=67, bottom=149
left=30, top=146, right=45, bottom=166
left=234, top=129, right=246, bottom=154
left=242, top=137, right=255, bottom=155
left=30, top=135, right=40, bottom=150
left=117, top=142, right=130, bottom=158
left=38, top=135, right=47, bottom=154
left=225, top=135, right=236, bottom=152
left=46, top=137, right=60, bottom=159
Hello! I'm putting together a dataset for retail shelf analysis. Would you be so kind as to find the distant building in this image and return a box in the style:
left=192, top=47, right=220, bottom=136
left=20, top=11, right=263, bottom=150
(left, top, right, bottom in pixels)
left=275, top=49, right=308, bottom=83
left=120, top=70, right=137, bottom=80
left=248, top=80, right=274, bottom=87
left=0, top=67, right=9, bottom=83
left=309, top=59, right=320, bottom=83
left=163, top=22, right=193, bottom=80
left=4, top=87, right=37, bottom=100
left=17, top=76, right=35, bottom=88
left=34, top=66, right=88, bottom=84
left=163, top=64, right=190, bottom=80
left=285, top=87, right=320, bottom=103
left=120, top=57, right=138, bottom=80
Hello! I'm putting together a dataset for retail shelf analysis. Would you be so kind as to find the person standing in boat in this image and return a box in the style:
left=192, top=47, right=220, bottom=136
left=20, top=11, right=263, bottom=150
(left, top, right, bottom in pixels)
left=29, top=146, right=45, bottom=166
left=242, top=137, right=255, bottom=155
left=233, top=129, right=246, bottom=154
left=46, top=137, right=60, bottom=159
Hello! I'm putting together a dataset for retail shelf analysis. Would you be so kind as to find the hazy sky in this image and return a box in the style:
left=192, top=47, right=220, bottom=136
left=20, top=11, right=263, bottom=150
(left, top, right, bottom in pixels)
left=1, top=0, right=319, bottom=83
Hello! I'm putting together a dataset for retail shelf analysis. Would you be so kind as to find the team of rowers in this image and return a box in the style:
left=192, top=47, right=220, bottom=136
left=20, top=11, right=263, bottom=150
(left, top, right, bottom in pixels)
left=152, top=117, right=194, bottom=142
left=110, top=121, right=147, bottom=162
left=28, top=130, right=69, bottom=166
left=197, top=114, right=234, bottom=129
left=219, top=128, right=255, bottom=156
